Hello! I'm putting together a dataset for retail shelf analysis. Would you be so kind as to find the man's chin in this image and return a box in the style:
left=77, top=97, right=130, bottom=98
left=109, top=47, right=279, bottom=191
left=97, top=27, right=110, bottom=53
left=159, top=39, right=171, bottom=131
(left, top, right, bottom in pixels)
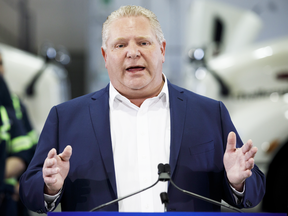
left=124, top=79, right=150, bottom=91
left=127, top=84, right=147, bottom=91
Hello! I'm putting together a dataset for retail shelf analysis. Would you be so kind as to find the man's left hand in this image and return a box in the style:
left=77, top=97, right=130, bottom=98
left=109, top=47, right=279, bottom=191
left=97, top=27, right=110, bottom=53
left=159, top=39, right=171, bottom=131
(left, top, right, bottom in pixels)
left=223, top=132, right=258, bottom=191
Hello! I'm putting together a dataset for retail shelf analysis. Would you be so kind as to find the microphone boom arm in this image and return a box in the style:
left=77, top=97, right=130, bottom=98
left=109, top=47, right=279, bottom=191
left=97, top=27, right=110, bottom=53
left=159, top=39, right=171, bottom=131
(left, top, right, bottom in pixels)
left=169, top=179, right=243, bottom=213
left=90, top=179, right=160, bottom=212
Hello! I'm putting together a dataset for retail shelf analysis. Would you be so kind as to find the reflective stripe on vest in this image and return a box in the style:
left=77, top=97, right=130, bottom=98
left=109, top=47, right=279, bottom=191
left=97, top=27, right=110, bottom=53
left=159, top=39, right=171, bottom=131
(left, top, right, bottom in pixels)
left=9, top=135, right=33, bottom=153
left=28, top=130, right=38, bottom=145
left=11, top=94, right=38, bottom=146
left=0, top=106, right=11, bottom=142
left=5, top=178, right=17, bottom=186
left=11, top=94, right=22, bottom=120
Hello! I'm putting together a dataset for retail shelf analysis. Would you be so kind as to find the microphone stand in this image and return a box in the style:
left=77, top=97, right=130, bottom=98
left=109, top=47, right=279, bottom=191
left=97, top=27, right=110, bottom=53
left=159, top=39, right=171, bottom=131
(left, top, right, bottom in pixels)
left=169, top=179, right=242, bottom=213
left=162, top=163, right=243, bottom=213
left=89, top=163, right=242, bottom=213
left=89, top=179, right=159, bottom=212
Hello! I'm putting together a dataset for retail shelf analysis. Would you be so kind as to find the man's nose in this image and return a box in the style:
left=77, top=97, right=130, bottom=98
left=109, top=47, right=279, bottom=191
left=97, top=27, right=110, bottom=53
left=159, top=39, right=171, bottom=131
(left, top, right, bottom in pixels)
left=126, top=44, right=140, bottom=59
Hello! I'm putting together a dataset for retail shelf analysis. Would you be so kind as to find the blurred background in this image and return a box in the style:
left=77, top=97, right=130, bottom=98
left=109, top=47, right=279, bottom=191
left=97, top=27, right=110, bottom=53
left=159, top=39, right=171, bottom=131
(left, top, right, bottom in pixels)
left=0, top=0, right=287, bottom=214
left=1, top=0, right=288, bottom=97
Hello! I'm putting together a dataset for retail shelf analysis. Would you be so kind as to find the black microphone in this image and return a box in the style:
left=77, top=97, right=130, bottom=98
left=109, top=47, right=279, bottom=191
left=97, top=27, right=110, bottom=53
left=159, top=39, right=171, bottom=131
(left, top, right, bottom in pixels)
left=89, top=164, right=167, bottom=212
left=160, top=192, right=169, bottom=212
left=158, top=163, right=170, bottom=181
left=162, top=163, right=242, bottom=213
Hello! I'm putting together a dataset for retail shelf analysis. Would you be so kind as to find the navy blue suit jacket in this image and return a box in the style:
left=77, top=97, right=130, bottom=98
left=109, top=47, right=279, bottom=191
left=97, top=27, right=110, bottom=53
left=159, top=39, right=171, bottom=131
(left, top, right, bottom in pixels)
left=19, top=82, right=265, bottom=213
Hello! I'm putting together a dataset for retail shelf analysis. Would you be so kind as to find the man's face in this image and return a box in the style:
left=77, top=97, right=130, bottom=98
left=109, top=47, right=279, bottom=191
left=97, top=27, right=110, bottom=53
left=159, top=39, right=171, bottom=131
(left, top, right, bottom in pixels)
left=101, top=16, right=166, bottom=99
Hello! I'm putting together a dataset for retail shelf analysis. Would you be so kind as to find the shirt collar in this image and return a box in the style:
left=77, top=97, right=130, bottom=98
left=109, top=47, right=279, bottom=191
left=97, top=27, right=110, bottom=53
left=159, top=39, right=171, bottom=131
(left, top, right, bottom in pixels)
left=109, top=73, right=169, bottom=109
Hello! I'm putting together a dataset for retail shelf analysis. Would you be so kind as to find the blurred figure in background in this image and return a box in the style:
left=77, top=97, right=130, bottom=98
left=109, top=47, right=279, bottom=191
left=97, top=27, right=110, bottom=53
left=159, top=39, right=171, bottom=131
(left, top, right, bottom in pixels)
left=0, top=103, right=7, bottom=214
left=0, top=52, right=38, bottom=216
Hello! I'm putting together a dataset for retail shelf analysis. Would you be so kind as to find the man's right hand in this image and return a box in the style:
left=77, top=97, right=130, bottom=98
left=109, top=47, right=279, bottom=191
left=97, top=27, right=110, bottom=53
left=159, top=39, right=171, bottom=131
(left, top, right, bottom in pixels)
left=42, top=145, right=72, bottom=195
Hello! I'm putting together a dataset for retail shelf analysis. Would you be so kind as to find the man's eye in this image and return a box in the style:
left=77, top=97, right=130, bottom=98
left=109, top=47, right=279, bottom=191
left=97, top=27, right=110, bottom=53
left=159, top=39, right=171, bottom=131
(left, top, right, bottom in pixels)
left=141, top=42, right=148, bottom=46
left=116, top=44, right=124, bottom=48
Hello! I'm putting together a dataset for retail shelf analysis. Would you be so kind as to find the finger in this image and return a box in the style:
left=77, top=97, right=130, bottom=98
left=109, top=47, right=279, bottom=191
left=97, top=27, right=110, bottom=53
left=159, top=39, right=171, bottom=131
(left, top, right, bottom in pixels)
left=245, top=158, right=255, bottom=170
left=241, top=140, right=253, bottom=154
left=58, top=145, right=72, bottom=161
left=226, top=132, right=236, bottom=153
left=43, top=176, right=57, bottom=185
left=245, top=147, right=258, bottom=161
left=43, top=167, right=59, bottom=177
left=47, top=148, right=57, bottom=159
left=242, top=169, right=252, bottom=179
left=43, top=158, right=56, bottom=169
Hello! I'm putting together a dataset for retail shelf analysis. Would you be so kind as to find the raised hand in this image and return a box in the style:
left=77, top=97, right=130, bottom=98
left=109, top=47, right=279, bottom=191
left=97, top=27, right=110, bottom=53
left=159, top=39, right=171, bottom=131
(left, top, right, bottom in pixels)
left=223, top=132, right=257, bottom=191
left=42, top=145, right=72, bottom=195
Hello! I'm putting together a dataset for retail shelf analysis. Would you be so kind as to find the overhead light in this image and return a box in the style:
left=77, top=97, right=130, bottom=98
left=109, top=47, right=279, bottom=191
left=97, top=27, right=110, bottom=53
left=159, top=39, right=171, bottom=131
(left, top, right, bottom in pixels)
left=188, top=48, right=205, bottom=61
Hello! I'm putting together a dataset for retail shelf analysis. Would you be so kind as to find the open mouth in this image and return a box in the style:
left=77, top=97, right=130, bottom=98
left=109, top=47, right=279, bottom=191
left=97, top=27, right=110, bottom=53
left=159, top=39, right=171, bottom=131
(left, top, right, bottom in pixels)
left=126, top=66, right=145, bottom=72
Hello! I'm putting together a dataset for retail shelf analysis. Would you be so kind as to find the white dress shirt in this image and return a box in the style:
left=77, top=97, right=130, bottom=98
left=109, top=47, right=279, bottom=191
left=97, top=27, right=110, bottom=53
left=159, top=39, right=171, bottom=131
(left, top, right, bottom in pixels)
left=109, top=74, right=170, bottom=212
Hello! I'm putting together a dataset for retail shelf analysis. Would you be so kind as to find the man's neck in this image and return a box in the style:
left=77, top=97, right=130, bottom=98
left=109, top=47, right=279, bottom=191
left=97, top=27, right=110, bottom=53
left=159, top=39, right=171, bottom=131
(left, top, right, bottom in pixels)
left=128, top=79, right=165, bottom=107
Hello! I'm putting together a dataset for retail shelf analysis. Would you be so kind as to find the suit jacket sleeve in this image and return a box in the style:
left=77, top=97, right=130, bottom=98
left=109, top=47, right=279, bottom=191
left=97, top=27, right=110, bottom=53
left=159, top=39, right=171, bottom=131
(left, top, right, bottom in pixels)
left=219, top=101, right=265, bottom=208
left=19, top=106, right=63, bottom=214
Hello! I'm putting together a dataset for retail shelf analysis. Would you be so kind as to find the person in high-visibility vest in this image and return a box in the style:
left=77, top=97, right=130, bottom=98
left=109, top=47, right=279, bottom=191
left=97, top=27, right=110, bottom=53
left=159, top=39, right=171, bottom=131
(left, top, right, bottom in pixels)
left=0, top=52, right=38, bottom=216
left=0, top=105, right=7, bottom=214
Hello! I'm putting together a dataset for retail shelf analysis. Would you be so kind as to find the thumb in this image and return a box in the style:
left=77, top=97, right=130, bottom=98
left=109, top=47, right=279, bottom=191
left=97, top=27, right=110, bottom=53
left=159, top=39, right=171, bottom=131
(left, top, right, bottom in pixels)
left=226, top=132, right=236, bottom=153
left=58, top=145, right=72, bottom=161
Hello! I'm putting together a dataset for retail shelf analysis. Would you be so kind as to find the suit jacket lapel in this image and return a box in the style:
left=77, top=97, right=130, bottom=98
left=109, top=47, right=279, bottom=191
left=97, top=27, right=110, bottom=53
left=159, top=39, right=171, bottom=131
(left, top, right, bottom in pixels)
left=89, top=84, right=117, bottom=198
left=168, top=82, right=187, bottom=178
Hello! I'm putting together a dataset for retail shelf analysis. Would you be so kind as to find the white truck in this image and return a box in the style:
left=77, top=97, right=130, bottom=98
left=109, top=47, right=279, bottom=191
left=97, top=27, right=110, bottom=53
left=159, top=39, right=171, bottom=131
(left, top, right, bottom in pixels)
left=185, top=0, right=288, bottom=212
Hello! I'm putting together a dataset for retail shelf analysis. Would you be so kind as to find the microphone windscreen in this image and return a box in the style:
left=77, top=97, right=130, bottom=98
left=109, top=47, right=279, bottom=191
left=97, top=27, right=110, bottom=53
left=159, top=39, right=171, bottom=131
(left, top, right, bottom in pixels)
left=164, top=164, right=170, bottom=174
left=158, top=163, right=165, bottom=174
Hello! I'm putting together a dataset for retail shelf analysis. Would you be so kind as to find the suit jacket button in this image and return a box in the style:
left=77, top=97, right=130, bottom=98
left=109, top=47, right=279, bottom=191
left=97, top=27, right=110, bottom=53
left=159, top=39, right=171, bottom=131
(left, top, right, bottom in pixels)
left=245, top=200, right=252, bottom=207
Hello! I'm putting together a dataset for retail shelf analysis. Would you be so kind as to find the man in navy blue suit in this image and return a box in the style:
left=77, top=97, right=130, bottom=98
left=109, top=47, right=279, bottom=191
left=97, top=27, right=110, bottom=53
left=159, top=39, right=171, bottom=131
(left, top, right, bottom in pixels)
left=19, top=5, right=265, bottom=213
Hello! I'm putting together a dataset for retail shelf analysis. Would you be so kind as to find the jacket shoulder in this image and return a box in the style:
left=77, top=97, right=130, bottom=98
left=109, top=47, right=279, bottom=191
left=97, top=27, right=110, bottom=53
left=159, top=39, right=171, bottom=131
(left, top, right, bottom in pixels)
left=55, top=85, right=109, bottom=110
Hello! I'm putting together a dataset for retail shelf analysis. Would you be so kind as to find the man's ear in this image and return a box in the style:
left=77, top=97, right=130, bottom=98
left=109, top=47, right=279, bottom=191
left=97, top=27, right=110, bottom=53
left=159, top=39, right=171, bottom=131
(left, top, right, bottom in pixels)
left=160, top=41, right=166, bottom=63
left=101, top=47, right=108, bottom=68
left=101, top=47, right=107, bottom=61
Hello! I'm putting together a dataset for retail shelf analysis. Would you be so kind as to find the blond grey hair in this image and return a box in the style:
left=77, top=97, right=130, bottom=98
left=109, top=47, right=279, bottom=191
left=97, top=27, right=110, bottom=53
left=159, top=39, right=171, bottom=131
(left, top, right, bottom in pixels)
left=102, top=5, right=165, bottom=50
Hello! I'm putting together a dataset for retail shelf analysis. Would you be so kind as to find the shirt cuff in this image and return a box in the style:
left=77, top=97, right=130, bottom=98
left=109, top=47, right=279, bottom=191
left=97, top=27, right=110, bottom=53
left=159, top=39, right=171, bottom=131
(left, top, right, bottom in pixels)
left=44, top=188, right=62, bottom=211
left=230, top=183, right=245, bottom=205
